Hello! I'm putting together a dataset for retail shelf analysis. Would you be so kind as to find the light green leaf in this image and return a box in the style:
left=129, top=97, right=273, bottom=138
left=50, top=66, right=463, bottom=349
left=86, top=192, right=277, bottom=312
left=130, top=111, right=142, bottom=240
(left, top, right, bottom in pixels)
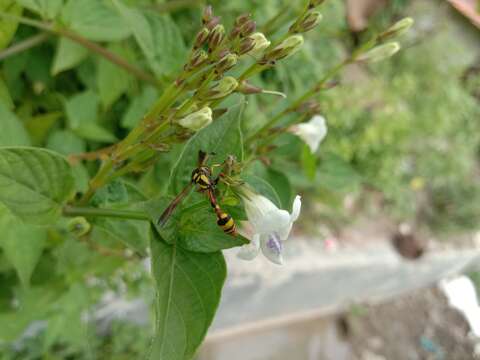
left=97, top=43, right=131, bottom=109
left=51, top=38, right=89, bottom=75
left=112, top=0, right=154, bottom=58
left=0, top=73, right=13, bottom=109
left=24, top=112, right=61, bottom=145
left=0, top=0, right=22, bottom=50
left=169, top=100, right=245, bottom=194
left=121, top=86, right=158, bottom=129
left=16, top=0, right=63, bottom=19
left=46, top=129, right=86, bottom=155
left=0, top=147, right=75, bottom=224
left=65, top=90, right=117, bottom=142
left=0, top=205, right=47, bottom=286
left=0, top=102, right=31, bottom=146
left=144, top=194, right=248, bottom=253
left=144, top=12, right=187, bottom=77
left=149, top=230, right=226, bottom=360
left=61, top=0, right=131, bottom=42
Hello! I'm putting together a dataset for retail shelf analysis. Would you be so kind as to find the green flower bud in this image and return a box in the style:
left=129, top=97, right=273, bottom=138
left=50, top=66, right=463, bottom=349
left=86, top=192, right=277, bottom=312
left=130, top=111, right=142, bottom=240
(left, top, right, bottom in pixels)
left=291, top=11, right=322, bottom=33
left=194, top=27, right=210, bottom=49
left=204, top=76, right=238, bottom=99
left=380, top=17, right=414, bottom=40
left=266, top=35, right=304, bottom=61
left=249, top=32, right=271, bottom=57
left=208, top=24, right=225, bottom=50
left=216, top=53, right=238, bottom=73
left=358, top=42, right=401, bottom=63
left=177, top=107, right=213, bottom=131
left=187, top=49, right=208, bottom=70
left=67, top=217, right=91, bottom=237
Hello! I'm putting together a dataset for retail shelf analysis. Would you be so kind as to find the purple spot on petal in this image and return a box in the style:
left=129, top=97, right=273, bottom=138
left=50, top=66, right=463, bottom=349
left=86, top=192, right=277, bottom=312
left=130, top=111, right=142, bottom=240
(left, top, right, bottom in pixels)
left=267, top=234, right=282, bottom=255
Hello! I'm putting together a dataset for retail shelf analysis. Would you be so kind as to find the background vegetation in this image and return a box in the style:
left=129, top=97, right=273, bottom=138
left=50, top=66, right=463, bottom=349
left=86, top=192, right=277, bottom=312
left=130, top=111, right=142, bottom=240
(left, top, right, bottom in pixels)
left=0, top=0, right=479, bottom=358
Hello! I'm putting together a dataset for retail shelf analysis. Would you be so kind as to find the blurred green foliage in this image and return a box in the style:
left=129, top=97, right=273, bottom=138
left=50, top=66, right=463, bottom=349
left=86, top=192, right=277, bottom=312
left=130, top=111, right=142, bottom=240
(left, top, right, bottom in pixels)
left=0, top=0, right=479, bottom=358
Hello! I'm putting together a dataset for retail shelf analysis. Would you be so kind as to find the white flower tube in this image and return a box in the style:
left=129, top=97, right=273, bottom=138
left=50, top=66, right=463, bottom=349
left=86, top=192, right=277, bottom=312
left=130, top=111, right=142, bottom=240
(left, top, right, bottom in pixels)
left=237, top=188, right=301, bottom=265
left=290, top=115, right=328, bottom=152
left=177, top=106, right=212, bottom=131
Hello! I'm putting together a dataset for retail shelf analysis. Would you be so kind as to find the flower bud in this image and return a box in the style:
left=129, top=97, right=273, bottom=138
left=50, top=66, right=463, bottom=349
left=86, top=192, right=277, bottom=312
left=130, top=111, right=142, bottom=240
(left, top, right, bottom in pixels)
left=208, top=24, right=225, bottom=50
left=240, top=20, right=256, bottom=37
left=238, top=36, right=255, bottom=55
left=237, top=81, right=262, bottom=94
left=357, top=42, right=400, bottom=63
left=203, top=76, right=238, bottom=99
left=215, top=53, right=238, bottom=73
left=205, top=16, right=221, bottom=30
left=380, top=17, right=414, bottom=40
left=194, top=27, right=210, bottom=49
left=266, top=35, right=304, bottom=61
left=67, top=217, right=91, bottom=237
left=248, top=32, right=271, bottom=57
left=177, top=106, right=213, bottom=131
left=202, top=5, right=213, bottom=24
left=235, top=13, right=251, bottom=27
left=291, top=11, right=322, bottom=33
left=186, top=49, right=208, bottom=70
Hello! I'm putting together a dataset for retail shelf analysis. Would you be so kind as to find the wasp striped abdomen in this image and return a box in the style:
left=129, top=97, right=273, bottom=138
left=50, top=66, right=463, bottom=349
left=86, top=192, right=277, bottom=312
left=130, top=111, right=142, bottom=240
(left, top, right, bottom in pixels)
left=216, top=211, right=237, bottom=236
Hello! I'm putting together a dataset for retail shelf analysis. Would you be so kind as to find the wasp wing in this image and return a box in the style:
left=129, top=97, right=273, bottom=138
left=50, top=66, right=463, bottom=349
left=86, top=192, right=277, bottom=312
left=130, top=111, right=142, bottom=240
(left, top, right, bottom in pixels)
left=157, top=183, right=192, bottom=226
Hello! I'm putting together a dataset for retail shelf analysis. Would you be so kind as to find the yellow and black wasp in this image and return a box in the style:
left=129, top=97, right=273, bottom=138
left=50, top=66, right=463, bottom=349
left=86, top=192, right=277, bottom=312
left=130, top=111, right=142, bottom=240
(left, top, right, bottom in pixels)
left=158, top=150, right=237, bottom=236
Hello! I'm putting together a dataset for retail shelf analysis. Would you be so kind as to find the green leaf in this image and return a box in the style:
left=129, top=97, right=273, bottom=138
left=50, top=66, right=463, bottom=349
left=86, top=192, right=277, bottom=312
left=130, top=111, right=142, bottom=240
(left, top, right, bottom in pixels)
left=65, top=90, right=117, bottom=143
left=121, top=86, right=158, bottom=129
left=144, top=13, right=187, bottom=77
left=266, top=168, right=292, bottom=209
left=0, top=205, right=47, bottom=286
left=46, top=129, right=86, bottom=155
left=0, top=73, right=13, bottom=109
left=169, top=100, right=245, bottom=194
left=113, top=1, right=186, bottom=77
left=94, top=217, right=149, bottom=256
left=149, top=230, right=226, bottom=360
left=112, top=1, right=153, bottom=58
left=144, top=194, right=248, bottom=253
left=61, top=0, right=131, bottom=42
left=24, top=112, right=61, bottom=145
left=242, top=174, right=282, bottom=208
left=0, top=102, right=30, bottom=146
left=97, top=43, right=131, bottom=109
left=51, top=38, right=89, bottom=75
left=318, top=153, right=362, bottom=193
left=16, top=0, right=63, bottom=19
left=0, top=147, right=75, bottom=224
left=0, top=0, right=22, bottom=51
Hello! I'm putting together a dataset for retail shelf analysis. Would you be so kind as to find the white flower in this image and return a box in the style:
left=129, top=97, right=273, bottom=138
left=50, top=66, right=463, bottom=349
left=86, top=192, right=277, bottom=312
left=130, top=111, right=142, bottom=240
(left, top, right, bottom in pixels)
left=290, top=115, right=328, bottom=152
left=177, top=106, right=212, bottom=131
left=249, top=32, right=271, bottom=57
left=237, top=188, right=301, bottom=265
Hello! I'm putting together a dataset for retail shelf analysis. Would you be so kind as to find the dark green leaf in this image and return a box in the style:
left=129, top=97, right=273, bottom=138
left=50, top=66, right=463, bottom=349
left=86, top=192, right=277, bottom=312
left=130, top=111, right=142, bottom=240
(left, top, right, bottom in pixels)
left=0, top=74, right=13, bottom=109
left=168, top=100, right=244, bottom=194
left=149, top=230, right=226, bottom=360
left=242, top=174, right=281, bottom=208
left=144, top=194, right=248, bottom=253
left=46, top=129, right=86, bottom=155
left=266, top=168, right=292, bottom=210
left=0, top=147, right=75, bottom=224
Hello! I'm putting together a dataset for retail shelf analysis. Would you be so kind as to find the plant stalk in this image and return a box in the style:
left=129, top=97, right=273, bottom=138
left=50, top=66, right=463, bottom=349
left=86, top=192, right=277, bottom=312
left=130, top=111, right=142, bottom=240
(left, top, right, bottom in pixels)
left=63, top=206, right=150, bottom=221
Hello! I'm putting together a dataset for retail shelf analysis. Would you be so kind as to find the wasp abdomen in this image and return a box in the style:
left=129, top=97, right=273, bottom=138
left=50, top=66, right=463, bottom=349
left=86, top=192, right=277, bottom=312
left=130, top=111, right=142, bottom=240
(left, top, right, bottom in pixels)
left=216, top=212, right=236, bottom=235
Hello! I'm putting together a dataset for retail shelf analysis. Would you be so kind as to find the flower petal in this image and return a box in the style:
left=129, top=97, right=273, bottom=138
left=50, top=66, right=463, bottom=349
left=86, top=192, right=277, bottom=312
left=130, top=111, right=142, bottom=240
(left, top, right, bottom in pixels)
left=260, top=234, right=284, bottom=265
left=255, top=209, right=291, bottom=235
left=290, top=195, right=302, bottom=221
left=237, top=234, right=260, bottom=261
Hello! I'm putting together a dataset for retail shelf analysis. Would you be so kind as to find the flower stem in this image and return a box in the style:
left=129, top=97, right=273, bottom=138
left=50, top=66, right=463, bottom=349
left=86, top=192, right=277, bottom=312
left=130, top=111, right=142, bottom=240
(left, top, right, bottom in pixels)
left=63, top=206, right=150, bottom=221
left=0, top=32, right=50, bottom=61
left=78, top=159, right=114, bottom=205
